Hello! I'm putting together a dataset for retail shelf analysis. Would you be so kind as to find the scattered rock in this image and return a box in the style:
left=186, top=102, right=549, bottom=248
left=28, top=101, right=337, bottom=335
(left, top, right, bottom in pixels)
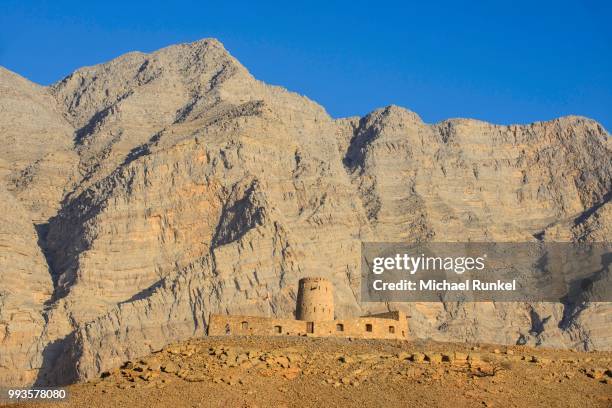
left=425, top=353, right=443, bottom=364
left=283, top=368, right=301, bottom=380
left=139, top=371, right=159, bottom=381
left=337, top=355, right=354, bottom=364
left=453, top=352, right=468, bottom=362
left=121, top=361, right=134, bottom=370
left=468, top=353, right=481, bottom=362
left=146, top=360, right=162, bottom=371
left=397, top=352, right=412, bottom=361
left=161, top=362, right=179, bottom=374
left=586, top=368, right=606, bottom=380
left=530, top=356, right=550, bottom=364
left=441, top=353, right=453, bottom=362
left=411, top=353, right=426, bottom=363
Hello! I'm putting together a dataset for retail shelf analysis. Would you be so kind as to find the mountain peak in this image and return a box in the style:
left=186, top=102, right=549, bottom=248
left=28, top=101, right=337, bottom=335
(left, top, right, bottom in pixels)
left=48, top=37, right=252, bottom=130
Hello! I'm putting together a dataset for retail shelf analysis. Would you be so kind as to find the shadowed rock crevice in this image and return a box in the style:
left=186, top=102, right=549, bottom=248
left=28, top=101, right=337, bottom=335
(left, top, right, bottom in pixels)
left=573, top=191, right=611, bottom=227
left=33, top=333, right=80, bottom=387
left=34, top=222, right=59, bottom=289
left=212, top=180, right=266, bottom=248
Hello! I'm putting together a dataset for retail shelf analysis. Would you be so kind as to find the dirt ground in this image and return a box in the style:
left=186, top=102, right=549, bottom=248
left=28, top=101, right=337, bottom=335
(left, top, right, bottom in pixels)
left=5, top=336, right=612, bottom=408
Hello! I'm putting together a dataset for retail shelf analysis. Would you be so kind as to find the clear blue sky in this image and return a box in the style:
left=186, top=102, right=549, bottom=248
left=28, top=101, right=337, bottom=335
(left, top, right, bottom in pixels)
left=1, top=1, right=611, bottom=129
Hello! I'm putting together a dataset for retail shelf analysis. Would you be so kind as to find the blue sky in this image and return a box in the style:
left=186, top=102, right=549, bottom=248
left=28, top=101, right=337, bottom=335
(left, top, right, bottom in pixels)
left=1, top=1, right=611, bottom=129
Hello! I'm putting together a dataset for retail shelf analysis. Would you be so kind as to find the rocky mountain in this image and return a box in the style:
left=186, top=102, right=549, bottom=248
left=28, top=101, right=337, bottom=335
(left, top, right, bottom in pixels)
left=0, top=39, right=610, bottom=387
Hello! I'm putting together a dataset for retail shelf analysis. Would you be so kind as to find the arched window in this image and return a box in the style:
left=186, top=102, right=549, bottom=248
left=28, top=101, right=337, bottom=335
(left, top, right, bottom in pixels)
left=274, top=325, right=282, bottom=334
left=241, top=321, right=248, bottom=330
left=388, top=326, right=395, bottom=334
left=336, top=323, right=344, bottom=332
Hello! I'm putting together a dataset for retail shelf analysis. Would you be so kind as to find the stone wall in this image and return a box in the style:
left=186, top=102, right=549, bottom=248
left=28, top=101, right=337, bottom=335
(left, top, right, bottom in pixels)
left=208, top=315, right=309, bottom=337
left=208, top=311, right=408, bottom=340
left=320, top=311, right=408, bottom=339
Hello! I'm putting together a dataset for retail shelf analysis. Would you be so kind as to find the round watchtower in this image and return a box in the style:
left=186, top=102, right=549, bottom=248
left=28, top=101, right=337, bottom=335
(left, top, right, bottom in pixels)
left=296, top=277, right=334, bottom=321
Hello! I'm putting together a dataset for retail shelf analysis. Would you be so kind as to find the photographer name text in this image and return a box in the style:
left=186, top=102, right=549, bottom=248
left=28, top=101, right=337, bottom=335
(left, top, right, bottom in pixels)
left=372, top=279, right=516, bottom=291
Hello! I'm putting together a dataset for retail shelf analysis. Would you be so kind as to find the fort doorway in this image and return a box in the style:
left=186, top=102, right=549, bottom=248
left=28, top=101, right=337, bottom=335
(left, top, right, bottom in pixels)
left=306, top=322, right=314, bottom=333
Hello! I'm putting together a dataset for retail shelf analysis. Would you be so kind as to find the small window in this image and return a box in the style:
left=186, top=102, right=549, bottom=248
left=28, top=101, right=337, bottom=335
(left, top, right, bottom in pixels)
left=241, top=321, right=248, bottom=330
left=402, top=331, right=406, bottom=337
left=388, top=326, right=395, bottom=334
left=365, top=323, right=372, bottom=332
left=307, top=322, right=314, bottom=334
left=336, top=323, right=344, bottom=332
left=274, top=325, right=282, bottom=334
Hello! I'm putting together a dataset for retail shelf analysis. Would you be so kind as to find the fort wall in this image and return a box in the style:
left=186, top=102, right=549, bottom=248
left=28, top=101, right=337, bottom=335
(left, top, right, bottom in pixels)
left=208, top=277, right=408, bottom=340
left=208, top=315, right=307, bottom=336
left=208, top=311, right=408, bottom=340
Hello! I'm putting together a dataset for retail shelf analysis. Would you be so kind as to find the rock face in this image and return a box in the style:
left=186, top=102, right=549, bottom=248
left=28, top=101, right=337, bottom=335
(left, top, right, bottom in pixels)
left=0, top=186, right=52, bottom=386
left=0, top=38, right=610, bottom=387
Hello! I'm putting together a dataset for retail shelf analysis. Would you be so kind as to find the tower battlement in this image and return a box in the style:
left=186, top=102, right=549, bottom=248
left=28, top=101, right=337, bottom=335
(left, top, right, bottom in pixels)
left=296, top=277, right=334, bottom=321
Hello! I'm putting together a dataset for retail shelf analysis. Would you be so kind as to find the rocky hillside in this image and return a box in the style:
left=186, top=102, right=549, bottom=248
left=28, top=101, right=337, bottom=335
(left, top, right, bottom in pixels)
left=0, top=39, right=610, bottom=387
left=31, top=337, right=612, bottom=408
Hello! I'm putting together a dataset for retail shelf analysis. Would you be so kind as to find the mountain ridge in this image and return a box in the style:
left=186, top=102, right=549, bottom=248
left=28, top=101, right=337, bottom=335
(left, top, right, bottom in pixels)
left=4, top=38, right=610, bottom=130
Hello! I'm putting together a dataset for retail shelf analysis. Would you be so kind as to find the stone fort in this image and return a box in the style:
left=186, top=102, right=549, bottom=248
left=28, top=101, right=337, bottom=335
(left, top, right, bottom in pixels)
left=208, top=277, right=408, bottom=339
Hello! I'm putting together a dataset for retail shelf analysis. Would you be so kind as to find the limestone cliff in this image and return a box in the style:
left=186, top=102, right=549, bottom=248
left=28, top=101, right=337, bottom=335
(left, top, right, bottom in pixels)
left=0, top=39, right=609, bottom=387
